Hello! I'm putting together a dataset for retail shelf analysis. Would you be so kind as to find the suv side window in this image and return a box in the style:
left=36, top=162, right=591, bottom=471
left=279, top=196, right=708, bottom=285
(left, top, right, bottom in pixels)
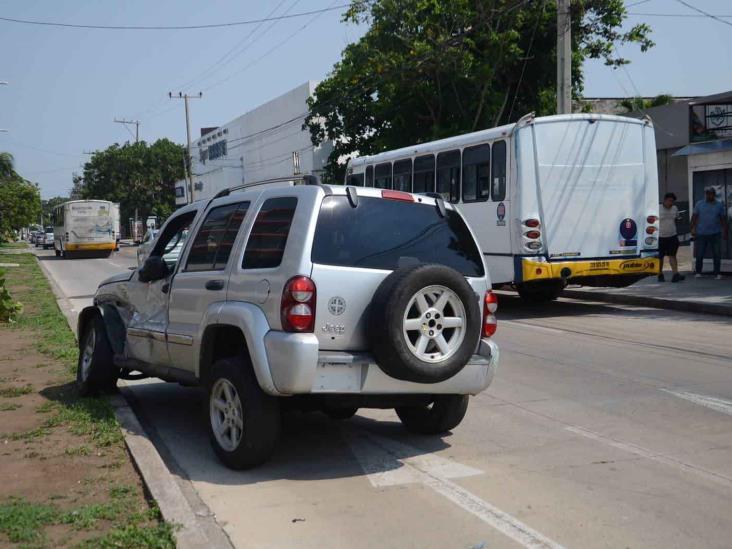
left=150, top=210, right=197, bottom=269
left=242, top=197, right=297, bottom=270
left=185, top=202, right=249, bottom=272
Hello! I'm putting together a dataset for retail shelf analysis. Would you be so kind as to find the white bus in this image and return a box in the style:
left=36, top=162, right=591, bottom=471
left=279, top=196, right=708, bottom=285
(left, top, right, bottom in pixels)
left=52, top=200, right=116, bottom=258
left=346, top=113, right=660, bottom=301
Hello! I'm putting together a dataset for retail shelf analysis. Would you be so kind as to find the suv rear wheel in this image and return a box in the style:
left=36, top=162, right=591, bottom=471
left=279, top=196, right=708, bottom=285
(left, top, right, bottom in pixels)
left=207, top=355, right=280, bottom=469
left=396, top=395, right=469, bottom=434
left=77, top=315, right=118, bottom=396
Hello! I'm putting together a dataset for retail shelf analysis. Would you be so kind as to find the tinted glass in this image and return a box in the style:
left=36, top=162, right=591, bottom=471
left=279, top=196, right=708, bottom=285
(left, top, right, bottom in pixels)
left=492, top=140, right=507, bottom=201
left=348, top=173, right=365, bottom=187
left=393, top=159, right=413, bottom=192
left=436, top=150, right=460, bottom=203
left=462, top=144, right=491, bottom=202
left=243, top=197, right=297, bottom=269
left=374, top=163, right=392, bottom=189
left=186, top=202, right=249, bottom=272
left=365, top=165, right=374, bottom=187
left=312, top=196, right=484, bottom=277
left=413, top=155, right=435, bottom=194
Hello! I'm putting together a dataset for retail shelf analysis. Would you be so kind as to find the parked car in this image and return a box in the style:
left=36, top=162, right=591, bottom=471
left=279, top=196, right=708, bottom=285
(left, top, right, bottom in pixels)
left=77, top=183, right=500, bottom=469
left=40, top=227, right=54, bottom=250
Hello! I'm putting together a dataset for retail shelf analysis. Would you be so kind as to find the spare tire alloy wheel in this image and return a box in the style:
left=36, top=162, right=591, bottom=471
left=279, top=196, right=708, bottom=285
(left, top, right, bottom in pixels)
left=210, top=379, right=244, bottom=452
left=403, top=285, right=466, bottom=363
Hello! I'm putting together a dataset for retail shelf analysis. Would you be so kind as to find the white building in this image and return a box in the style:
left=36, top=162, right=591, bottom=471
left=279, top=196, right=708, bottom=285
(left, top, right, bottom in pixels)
left=175, top=81, right=332, bottom=205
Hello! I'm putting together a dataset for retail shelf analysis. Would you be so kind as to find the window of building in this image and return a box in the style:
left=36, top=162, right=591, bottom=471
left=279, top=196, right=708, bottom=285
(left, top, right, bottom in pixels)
left=436, top=150, right=461, bottom=203
left=185, top=202, right=249, bottom=272
left=374, top=163, right=392, bottom=189
left=491, top=140, right=507, bottom=201
left=365, top=165, right=374, bottom=187
left=175, top=186, right=185, bottom=198
left=413, top=155, right=435, bottom=194
left=242, top=197, right=298, bottom=270
left=393, top=159, right=413, bottom=192
left=462, top=144, right=491, bottom=202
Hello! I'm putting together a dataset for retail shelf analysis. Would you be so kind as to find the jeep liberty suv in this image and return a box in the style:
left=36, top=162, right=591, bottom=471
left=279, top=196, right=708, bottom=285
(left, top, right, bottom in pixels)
left=77, top=181, right=500, bottom=469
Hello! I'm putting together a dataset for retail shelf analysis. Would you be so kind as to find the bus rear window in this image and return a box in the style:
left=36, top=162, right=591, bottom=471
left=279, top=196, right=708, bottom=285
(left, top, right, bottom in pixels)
left=311, top=196, right=484, bottom=277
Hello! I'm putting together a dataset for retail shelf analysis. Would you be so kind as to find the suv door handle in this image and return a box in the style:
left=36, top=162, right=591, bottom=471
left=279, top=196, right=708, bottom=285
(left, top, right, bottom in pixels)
left=205, top=279, right=225, bottom=291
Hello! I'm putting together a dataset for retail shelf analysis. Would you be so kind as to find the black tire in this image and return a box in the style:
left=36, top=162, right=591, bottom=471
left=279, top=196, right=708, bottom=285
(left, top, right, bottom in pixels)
left=206, top=355, right=280, bottom=470
left=369, top=264, right=481, bottom=384
left=54, top=248, right=61, bottom=257
left=76, top=314, right=118, bottom=396
left=323, top=407, right=358, bottom=420
left=396, top=395, right=469, bottom=434
left=516, top=281, right=564, bottom=303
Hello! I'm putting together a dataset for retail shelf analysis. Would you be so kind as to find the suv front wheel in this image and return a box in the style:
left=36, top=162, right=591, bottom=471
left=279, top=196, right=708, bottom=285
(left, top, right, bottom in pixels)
left=77, top=315, right=118, bottom=396
left=207, top=355, right=280, bottom=469
left=395, top=395, right=469, bottom=434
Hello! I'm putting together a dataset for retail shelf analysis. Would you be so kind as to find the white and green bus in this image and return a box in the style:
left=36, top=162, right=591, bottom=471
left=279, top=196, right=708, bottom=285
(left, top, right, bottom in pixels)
left=53, top=200, right=117, bottom=258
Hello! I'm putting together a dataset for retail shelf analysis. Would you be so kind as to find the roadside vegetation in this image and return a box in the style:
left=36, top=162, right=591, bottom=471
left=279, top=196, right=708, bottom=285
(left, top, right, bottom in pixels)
left=0, top=243, right=175, bottom=547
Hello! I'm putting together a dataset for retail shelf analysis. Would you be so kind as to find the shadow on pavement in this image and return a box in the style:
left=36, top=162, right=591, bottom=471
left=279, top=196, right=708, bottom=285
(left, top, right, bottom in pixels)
left=124, top=381, right=451, bottom=487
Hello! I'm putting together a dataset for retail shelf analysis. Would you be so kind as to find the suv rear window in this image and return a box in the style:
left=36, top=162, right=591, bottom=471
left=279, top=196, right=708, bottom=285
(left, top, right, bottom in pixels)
left=312, top=196, right=484, bottom=277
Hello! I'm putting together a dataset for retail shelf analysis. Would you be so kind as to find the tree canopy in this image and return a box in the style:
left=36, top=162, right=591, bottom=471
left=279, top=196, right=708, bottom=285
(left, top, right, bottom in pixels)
left=75, top=139, right=186, bottom=231
left=0, top=152, right=42, bottom=241
left=306, top=0, right=654, bottom=181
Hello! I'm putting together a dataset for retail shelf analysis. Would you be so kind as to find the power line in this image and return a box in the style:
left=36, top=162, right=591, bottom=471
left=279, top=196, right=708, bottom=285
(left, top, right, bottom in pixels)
left=0, top=5, right=349, bottom=31
left=674, top=0, right=732, bottom=26
left=629, top=11, right=732, bottom=18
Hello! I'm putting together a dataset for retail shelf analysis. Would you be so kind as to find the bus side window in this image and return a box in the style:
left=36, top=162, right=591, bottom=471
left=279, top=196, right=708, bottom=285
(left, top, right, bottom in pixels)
left=462, top=144, right=490, bottom=202
left=436, top=150, right=460, bottom=203
left=492, top=140, right=507, bottom=201
left=413, top=155, right=435, bottom=194
left=393, top=159, right=412, bottom=192
left=365, top=165, right=374, bottom=187
left=348, top=173, right=365, bottom=187
left=374, top=162, right=392, bottom=189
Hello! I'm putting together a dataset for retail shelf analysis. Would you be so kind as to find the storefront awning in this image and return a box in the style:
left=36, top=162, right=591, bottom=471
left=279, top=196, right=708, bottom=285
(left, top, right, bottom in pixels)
left=673, top=139, right=732, bottom=157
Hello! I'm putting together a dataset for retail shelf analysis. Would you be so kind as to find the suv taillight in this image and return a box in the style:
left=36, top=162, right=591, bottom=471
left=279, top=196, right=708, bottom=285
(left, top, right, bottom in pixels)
left=483, top=291, right=498, bottom=337
left=281, top=276, right=316, bottom=332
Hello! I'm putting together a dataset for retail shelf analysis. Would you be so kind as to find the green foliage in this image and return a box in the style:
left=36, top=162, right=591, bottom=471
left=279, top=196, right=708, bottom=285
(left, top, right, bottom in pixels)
left=306, top=0, right=654, bottom=181
left=0, top=269, right=22, bottom=322
left=620, top=93, right=675, bottom=113
left=75, top=139, right=186, bottom=229
left=0, top=497, right=57, bottom=543
left=0, top=152, right=42, bottom=241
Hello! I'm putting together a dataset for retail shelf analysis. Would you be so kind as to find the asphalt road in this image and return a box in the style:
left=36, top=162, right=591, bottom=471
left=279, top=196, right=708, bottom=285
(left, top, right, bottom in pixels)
left=36, top=247, right=732, bottom=549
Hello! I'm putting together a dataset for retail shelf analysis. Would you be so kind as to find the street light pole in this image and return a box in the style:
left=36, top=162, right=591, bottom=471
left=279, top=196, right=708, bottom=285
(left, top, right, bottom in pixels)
left=169, top=91, right=202, bottom=204
left=556, top=0, right=572, bottom=115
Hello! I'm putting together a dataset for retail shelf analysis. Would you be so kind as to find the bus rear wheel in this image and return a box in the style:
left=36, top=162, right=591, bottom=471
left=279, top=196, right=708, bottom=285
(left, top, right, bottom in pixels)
left=516, top=281, right=564, bottom=303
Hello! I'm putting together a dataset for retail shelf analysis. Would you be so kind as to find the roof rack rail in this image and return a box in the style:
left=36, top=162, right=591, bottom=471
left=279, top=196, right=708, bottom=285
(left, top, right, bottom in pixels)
left=213, top=174, right=319, bottom=199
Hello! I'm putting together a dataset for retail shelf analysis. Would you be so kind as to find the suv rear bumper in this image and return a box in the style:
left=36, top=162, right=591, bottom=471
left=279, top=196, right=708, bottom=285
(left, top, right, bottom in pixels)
left=263, top=332, right=498, bottom=396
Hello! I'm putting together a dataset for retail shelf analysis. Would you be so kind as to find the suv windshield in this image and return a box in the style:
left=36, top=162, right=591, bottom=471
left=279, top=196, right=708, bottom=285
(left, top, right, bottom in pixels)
left=312, top=195, right=484, bottom=277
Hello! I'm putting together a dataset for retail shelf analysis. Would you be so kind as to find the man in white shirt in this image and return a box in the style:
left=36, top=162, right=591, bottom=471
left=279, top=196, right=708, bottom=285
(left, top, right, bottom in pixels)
left=658, top=192, right=685, bottom=283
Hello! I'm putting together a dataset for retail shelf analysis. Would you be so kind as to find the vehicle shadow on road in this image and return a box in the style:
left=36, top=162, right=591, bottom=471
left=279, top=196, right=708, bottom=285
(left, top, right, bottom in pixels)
left=123, top=381, right=452, bottom=487
left=496, top=291, right=731, bottom=324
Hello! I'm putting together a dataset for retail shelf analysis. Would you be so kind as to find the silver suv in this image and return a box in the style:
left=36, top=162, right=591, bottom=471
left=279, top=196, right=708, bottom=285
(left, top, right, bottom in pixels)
left=77, top=182, right=500, bottom=469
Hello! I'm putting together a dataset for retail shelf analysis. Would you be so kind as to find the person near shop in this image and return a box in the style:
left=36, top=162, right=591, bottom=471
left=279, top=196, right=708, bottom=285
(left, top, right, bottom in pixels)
left=658, top=192, right=684, bottom=283
left=691, top=187, right=728, bottom=279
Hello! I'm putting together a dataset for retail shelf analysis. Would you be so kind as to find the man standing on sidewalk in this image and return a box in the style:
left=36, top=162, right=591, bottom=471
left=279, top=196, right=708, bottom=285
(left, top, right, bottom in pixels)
left=658, top=192, right=685, bottom=283
left=691, top=187, right=728, bottom=279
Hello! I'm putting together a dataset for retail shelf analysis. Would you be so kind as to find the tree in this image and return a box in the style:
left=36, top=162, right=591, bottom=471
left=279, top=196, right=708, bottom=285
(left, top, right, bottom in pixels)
left=306, top=0, right=654, bottom=181
left=0, top=152, right=42, bottom=240
left=620, top=93, right=675, bottom=113
left=0, top=152, right=14, bottom=179
left=75, top=139, right=186, bottom=233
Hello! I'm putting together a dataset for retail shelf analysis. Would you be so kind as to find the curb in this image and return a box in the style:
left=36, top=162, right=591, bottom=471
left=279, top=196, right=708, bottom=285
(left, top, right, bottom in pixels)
left=562, top=289, right=732, bottom=318
left=33, top=250, right=233, bottom=549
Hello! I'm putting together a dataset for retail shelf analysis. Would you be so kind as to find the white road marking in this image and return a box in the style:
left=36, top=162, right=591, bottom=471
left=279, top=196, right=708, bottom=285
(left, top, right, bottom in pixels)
left=502, top=320, right=565, bottom=335
left=348, top=432, right=565, bottom=549
left=564, top=425, right=732, bottom=489
left=661, top=389, right=732, bottom=417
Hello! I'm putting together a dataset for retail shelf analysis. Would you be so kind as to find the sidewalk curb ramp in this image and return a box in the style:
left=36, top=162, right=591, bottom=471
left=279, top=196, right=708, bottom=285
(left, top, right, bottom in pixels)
left=35, top=250, right=233, bottom=549
left=562, top=289, right=732, bottom=318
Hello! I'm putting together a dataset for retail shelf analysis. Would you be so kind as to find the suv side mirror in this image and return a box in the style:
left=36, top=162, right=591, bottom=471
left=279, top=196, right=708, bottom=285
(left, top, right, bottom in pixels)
left=138, top=256, right=170, bottom=283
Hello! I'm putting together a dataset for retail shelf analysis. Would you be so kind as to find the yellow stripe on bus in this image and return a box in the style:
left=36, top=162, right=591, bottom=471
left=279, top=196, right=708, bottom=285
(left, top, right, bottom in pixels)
left=521, top=257, right=659, bottom=282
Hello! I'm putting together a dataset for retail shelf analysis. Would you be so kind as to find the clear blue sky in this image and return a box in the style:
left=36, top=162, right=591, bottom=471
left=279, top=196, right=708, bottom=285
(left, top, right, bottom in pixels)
left=0, top=0, right=729, bottom=198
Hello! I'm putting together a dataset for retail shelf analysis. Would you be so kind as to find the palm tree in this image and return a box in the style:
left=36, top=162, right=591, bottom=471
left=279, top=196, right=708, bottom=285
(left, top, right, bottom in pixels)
left=0, top=152, right=15, bottom=179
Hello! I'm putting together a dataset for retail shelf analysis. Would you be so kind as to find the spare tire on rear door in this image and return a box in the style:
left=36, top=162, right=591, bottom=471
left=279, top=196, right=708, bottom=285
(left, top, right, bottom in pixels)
left=369, top=264, right=481, bottom=384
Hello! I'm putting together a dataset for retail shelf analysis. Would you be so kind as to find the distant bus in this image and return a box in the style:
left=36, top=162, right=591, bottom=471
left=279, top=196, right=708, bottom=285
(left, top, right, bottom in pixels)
left=346, top=113, right=660, bottom=302
left=52, top=200, right=116, bottom=258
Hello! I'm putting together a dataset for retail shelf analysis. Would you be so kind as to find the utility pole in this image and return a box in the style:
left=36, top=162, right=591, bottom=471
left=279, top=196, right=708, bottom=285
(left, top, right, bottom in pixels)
left=169, top=92, right=202, bottom=204
left=113, top=118, right=141, bottom=143
left=556, top=0, right=572, bottom=114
